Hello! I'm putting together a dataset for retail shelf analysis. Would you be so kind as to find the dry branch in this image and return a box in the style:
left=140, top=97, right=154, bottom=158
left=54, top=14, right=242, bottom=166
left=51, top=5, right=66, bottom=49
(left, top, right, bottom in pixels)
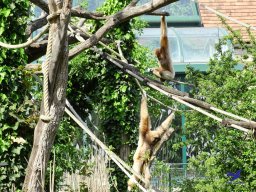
left=26, top=15, right=48, bottom=36
left=179, top=97, right=256, bottom=125
left=222, top=119, right=256, bottom=129
left=71, top=6, right=107, bottom=19
left=26, top=27, right=111, bottom=63
left=24, top=64, right=42, bottom=73
left=126, top=0, right=140, bottom=8
left=146, top=11, right=170, bottom=16
left=179, top=96, right=212, bottom=109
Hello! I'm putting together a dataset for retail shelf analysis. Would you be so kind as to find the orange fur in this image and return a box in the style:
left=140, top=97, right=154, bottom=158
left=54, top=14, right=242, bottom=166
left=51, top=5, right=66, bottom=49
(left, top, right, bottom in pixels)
left=153, top=16, right=175, bottom=81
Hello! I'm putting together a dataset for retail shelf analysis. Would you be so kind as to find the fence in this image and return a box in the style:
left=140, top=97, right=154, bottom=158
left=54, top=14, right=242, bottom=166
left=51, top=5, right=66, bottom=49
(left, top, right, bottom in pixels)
left=151, top=163, right=202, bottom=192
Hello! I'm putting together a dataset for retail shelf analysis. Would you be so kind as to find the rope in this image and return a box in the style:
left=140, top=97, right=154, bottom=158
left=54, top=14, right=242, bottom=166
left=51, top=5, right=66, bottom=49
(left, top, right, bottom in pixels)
left=0, top=24, right=49, bottom=49
left=40, top=11, right=61, bottom=122
left=39, top=26, right=52, bottom=122
left=115, top=39, right=146, bottom=98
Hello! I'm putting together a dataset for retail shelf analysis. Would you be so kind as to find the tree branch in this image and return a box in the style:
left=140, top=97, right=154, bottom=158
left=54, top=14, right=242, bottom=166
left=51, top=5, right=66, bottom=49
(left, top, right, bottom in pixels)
left=91, top=47, right=252, bottom=133
left=30, top=0, right=49, bottom=13
left=69, top=0, right=178, bottom=60
left=71, top=6, right=107, bottom=19
left=179, top=96, right=213, bottom=110
left=26, top=30, right=111, bottom=63
left=146, top=11, right=170, bottom=16
left=26, top=15, right=48, bottom=36
left=30, top=0, right=106, bottom=19
left=222, top=119, right=256, bottom=129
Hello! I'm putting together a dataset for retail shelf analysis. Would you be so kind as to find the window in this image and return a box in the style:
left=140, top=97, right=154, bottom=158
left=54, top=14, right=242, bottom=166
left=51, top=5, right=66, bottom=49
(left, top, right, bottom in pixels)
left=137, top=27, right=228, bottom=64
left=140, top=0, right=199, bottom=16
left=139, top=28, right=181, bottom=62
left=139, top=0, right=201, bottom=26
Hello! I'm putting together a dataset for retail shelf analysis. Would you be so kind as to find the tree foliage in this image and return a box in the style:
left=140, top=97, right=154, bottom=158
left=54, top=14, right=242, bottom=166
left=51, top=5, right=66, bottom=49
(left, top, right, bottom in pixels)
left=181, top=28, right=256, bottom=191
left=0, top=0, right=35, bottom=190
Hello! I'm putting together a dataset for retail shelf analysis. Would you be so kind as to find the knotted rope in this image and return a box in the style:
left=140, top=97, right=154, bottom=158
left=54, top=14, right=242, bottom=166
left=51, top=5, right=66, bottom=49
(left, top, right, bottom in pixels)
left=40, top=10, right=61, bottom=122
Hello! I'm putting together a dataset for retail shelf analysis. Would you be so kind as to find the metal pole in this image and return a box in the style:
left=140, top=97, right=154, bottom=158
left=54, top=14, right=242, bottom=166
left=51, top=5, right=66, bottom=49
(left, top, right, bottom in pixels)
left=181, top=84, right=187, bottom=177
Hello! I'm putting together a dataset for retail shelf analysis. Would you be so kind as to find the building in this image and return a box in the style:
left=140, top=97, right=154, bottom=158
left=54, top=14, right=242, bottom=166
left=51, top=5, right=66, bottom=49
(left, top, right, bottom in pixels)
left=198, top=0, right=256, bottom=41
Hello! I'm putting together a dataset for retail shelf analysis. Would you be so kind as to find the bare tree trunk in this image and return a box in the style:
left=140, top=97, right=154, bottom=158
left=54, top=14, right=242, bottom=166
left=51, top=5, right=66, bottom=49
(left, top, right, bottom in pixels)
left=23, top=0, right=72, bottom=191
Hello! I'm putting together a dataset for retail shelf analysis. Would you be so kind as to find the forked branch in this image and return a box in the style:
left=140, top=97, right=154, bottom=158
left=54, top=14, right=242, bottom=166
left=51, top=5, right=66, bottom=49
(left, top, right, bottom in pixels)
left=69, top=0, right=178, bottom=59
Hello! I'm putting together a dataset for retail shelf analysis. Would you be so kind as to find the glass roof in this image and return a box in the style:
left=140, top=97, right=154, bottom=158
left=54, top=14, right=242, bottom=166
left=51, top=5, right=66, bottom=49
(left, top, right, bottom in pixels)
left=140, top=0, right=199, bottom=16
left=137, top=27, right=229, bottom=63
left=85, top=0, right=198, bottom=16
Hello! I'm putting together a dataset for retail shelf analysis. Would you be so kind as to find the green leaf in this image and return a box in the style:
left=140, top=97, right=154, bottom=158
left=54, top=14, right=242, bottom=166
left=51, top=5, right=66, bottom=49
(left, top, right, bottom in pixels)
left=11, top=146, right=23, bottom=155
left=0, top=27, right=4, bottom=35
left=1, top=8, right=11, bottom=17
left=120, top=85, right=127, bottom=93
left=10, top=3, right=16, bottom=10
left=9, top=103, right=17, bottom=110
left=2, top=123, right=10, bottom=131
left=13, top=121, right=19, bottom=130
left=0, top=93, right=7, bottom=101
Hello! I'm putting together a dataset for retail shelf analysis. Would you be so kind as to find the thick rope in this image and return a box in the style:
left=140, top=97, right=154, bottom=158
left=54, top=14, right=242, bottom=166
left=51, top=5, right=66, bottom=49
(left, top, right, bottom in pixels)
left=40, top=11, right=61, bottom=122
left=39, top=26, right=52, bottom=122
left=0, top=24, right=49, bottom=49
left=40, top=26, right=53, bottom=122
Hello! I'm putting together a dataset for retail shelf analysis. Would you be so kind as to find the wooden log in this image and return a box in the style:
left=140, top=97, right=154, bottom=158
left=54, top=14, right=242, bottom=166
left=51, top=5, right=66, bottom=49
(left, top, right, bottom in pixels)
left=146, top=11, right=170, bottom=16
left=179, top=96, right=213, bottom=110
left=222, top=118, right=256, bottom=129
left=24, top=64, right=42, bottom=74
